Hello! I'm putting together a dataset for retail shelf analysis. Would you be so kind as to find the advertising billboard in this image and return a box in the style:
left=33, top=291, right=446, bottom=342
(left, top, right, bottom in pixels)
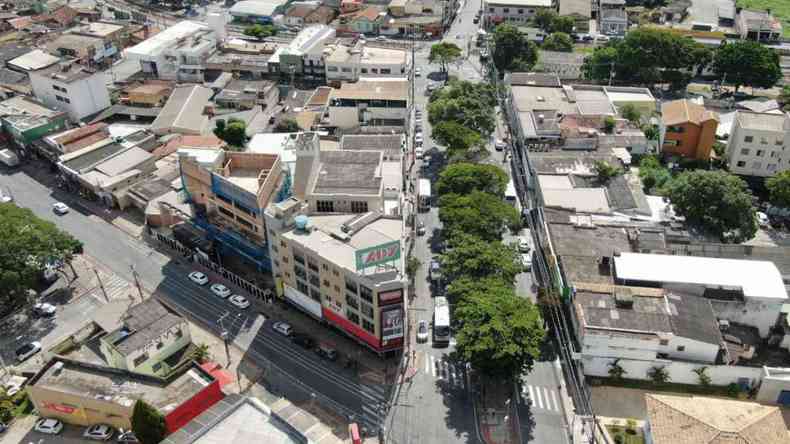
left=381, top=306, right=404, bottom=341
left=355, top=240, right=401, bottom=271
left=378, top=289, right=403, bottom=306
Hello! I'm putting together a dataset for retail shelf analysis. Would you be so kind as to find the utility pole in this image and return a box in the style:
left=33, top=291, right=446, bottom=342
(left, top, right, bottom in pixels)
left=93, top=268, right=109, bottom=302
left=608, top=61, right=615, bottom=86
left=217, top=312, right=231, bottom=366
left=130, top=264, right=144, bottom=302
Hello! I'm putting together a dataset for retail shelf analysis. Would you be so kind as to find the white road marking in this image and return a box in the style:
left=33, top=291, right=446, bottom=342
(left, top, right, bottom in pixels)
left=424, top=354, right=431, bottom=374
left=551, top=389, right=559, bottom=412
left=528, top=385, right=536, bottom=408
left=543, top=387, right=552, bottom=410
left=535, top=385, right=543, bottom=409
left=430, top=355, right=437, bottom=377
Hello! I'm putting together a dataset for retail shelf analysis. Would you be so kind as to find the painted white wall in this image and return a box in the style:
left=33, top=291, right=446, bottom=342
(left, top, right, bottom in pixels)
left=30, top=71, right=111, bottom=121
left=582, top=355, right=764, bottom=386
left=756, top=367, right=790, bottom=404
left=727, top=120, right=790, bottom=178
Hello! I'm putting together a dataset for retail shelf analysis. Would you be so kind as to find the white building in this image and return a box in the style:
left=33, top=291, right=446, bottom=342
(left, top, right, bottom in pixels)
left=124, top=21, right=217, bottom=82
left=328, top=78, right=409, bottom=129
left=273, top=25, right=336, bottom=79
left=483, top=0, right=554, bottom=27
left=29, top=61, right=111, bottom=121
left=726, top=111, right=790, bottom=178
left=324, top=41, right=408, bottom=83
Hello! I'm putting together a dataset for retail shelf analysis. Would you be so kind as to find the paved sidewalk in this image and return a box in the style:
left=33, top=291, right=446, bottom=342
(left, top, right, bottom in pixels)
left=476, top=379, right=517, bottom=444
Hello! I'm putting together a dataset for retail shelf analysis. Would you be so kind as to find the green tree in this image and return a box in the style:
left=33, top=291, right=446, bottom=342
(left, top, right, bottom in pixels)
left=0, top=203, right=82, bottom=315
left=430, top=122, right=488, bottom=160
left=453, top=278, right=545, bottom=378
left=405, top=256, right=421, bottom=280
left=439, top=191, right=520, bottom=242
left=667, top=170, right=757, bottom=242
left=542, top=32, right=573, bottom=52
left=492, top=23, right=539, bottom=73
left=582, top=45, right=618, bottom=82
left=428, top=81, right=497, bottom=137
left=273, top=118, right=300, bottom=133
left=191, top=343, right=211, bottom=363
left=214, top=118, right=248, bottom=147
left=550, top=16, right=575, bottom=34
left=436, top=162, right=509, bottom=197
left=766, top=170, right=790, bottom=209
left=243, top=24, right=277, bottom=40
left=429, top=42, right=462, bottom=74
left=712, top=40, right=781, bottom=92
left=619, top=104, right=641, bottom=123
left=533, top=8, right=557, bottom=31
left=638, top=155, right=672, bottom=194
left=131, top=400, right=167, bottom=444
left=604, top=116, right=616, bottom=133
left=608, top=359, right=627, bottom=380
left=647, top=366, right=670, bottom=384
left=593, top=160, right=622, bottom=183
left=693, top=366, right=711, bottom=386
left=441, top=234, right=522, bottom=283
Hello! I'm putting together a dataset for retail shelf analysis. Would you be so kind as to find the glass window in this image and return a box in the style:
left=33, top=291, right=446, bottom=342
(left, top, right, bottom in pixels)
left=767, top=163, right=778, bottom=172
left=744, top=136, right=753, bottom=143
left=361, top=68, right=368, bottom=73
left=346, top=309, right=360, bottom=325
left=740, top=149, right=750, bottom=155
left=351, top=201, right=368, bottom=213
left=503, top=7, right=509, bottom=12
left=360, top=301, right=374, bottom=319
left=761, top=137, right=768, bottom=144
left=295, top=265, right=306, bottom=280
left=757, top=150, right=765, bottom=156
left=293, top=252, right=305, bottom=265
left=308, top=259, right=319, bottom=273
left=322, top=263, right=329, bottom=271
left=360, top=285, right=373, bottom=303
left=362, top=319, right=375, bottom=333
left=659, top=339, right=668, bottom=346
left=297, top=279, right=309, bottom=294
left=736, top=160, right=746, bottom=167
left=341, top=67, right=352, bottom=73
left=317, top=200, right=334, bottom=212
left=518, top=8, right=523, bottom=13
left=327, top=66, right=338, bottom=72
left=380, top=68, right=391, bottom=74
left=347, top=295, right=359, bottom=309
left=309, top=274, right=320, bottom=288
left=676, top=345, right=685, bottom=352
left=776, top=139, right=783, bottom=146
left=132, top=353, right=149, bottom=367
left=323, top=279, right=330, bottom=287
left=345, top=279, right=358, bottom=293
left=489, top=7, right=494, bottom=12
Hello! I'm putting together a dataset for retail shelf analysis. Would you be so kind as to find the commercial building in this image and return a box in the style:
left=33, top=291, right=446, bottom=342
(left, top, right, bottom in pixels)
left=214, top=79, right=279, bottom=111
left=46, top=33, right=116, bottom=67
left=99, top=299, right=192, bottom=377
left=229, top=0, right=283, bottom=24
left=483, top=0, right=554, bottom=27
left=324, top=41, right=409, bottom=83
left=125, top=21, right=217, bottom=82
left=328, top=78, right=409, bottom=130
left=29, top=60, right=111, bottom=121
left=726, top=111, right=790, bottom=178
left=660, top=99, right=719, bottom=161
left=179, top=147, right=285, bottom=270
left=264, top=141, right=407, bottom=354
left=0, top=95, right=68, bottom=148
left=735, top=9, right=782, bottom=42
left=26, top=357, right=223, bottom=434
left=270, top=25, right=335, bottom=80
left=151, top=85, right=213, bottom=136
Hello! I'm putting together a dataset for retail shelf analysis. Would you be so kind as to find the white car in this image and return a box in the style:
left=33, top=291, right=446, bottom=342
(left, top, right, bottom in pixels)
left=375, top=36, right=386, bottom=41
left=273, top=321, right=293, bottom=337
left=34, top=418, right=63, bottom=435
left=188, top=271, right=209, bottom=286
left=415, top=133, right=424, bottom=144
left=229, top=294, right=250, bottom=309
left=415, top=67, right=421, bottom=77
left=210, top=283, right=231, bottom=298
left=52, top=202, right=69, bottom=215
left=84, top=424, right=114, bottom=441
left=521, top=253, right=532, bottom=271
left=415, top=147, right=424, bottom=159
left=518, top=237, right=531, bottom=253
left=33, top=302, right=57, bottom=318
left=15, top=341, right=41, bottom=362
left=416, top=320, right=429, bottom=342
left=757, top=211, right=770, bottom=228
left=495, top=140, right=507, bottom=151
left=415, top=115, right=422, bottom=124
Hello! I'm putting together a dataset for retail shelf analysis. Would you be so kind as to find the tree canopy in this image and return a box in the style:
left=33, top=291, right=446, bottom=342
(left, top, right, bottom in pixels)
left=638, top=155, right=672, bottom=194
left=593, top=160, right=622, bottom=183
left=542, top=32, right=573, bottom=52
left=712, top=40, right=781, bottom=91
left=441, top=234, right=522, bottom=283
left=492, top=23, right=539, bottom=73
left=132, top=400, right=167, bottom=444
left=619, top=104, right=641, bottom=123
left=213, top=118, right=248, bottom=147
left=429, top=42, right=463, bottom=73
left=549, top=16, right=575, bottom=34
left=428, top=80, right=497, bottom=137
left=436, top=162, right=509, bottom=197
left=431, top=122, right=488, bottom=160
left=439, top=190, right=520, bottom=242
left=243, top=24, right=277, bottom=40
left=273, top=118, right=301, bottom=133
left=0, top=203, right=82, bottom=315
left=766, top=170, right=790, bottom=209
left=667, top=170, right=757, bottom=242
left=452, top=277, right=545, bottom=378
left=533, top=9, right=556, bottom=31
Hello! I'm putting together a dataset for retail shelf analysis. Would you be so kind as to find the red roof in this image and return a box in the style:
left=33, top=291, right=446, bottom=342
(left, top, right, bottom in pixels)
left=199, top=362, right=235, bottom=388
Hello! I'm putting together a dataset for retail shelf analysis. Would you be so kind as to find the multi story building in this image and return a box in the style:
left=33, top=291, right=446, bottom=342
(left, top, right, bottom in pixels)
left=328, top=78, right=409, bottom=130
left=46, top=34, right=117, bottom=68
left=483, top=0, right=554, bottom=27
left=660, top=99, right=719, bottom=161
left=324, top=41, right=409, bottom=84
left=179, top=147, right=285, bottom=270
left=264, top=140, right=407, bottom=354
left=29, top=60, right=111, bottom=121
left=125, top=20, right=217, bottom=82
left=270, top=25, right=335, bottom=80
left=0, top=95, right=68, bottom=149
left=735, top=9, right=782, bottom=42
left=726, top=111, right=790, bottom=178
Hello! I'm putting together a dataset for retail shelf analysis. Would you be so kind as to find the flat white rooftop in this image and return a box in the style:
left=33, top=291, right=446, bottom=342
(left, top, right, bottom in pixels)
left=485, top=0, right=552, bottom=7
left=614, top=252, right=788, bottom=301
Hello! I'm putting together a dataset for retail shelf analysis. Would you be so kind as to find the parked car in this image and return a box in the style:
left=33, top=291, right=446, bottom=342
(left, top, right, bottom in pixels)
left=521, top=253, right=532, bottom=271
left=52, top=202, right=69, bottom=215
left=116, top=430, right=139, bottom=443
left=417, top=221, right=426, bottom=236
left=518, top=236, right=531, bottom=253
left=415, top=147, right=424, bottom=159
left=414, top=67, right=421, bottom=77
left=210, top=283, right=231, bottom=298
left=292, top=333, right=315, bottom=349
left=757, top=211, right=770, bottom=228
left=34, top=418, right=63, bottom=435
left=375, top=36, right=386, bottom=41
left=32, top=302, right=57, bottom=318
left=84, top=424, right=114, bottom=441
left=229, top=294, right=250, bottom=309
left=415, top=133, right=423, bottom=144
left=316, top=342, right=338, bottom=361
left=188, top=271, right=209, bottom=286
left=16, top=341, right=41, bottom=362
left=273, top=321, right=293, bottom=337
left=416, top=320, right=429, bottom=342
left=0, top=422, right=6, bottom=434
left=495, top=140, right=507, bottom=151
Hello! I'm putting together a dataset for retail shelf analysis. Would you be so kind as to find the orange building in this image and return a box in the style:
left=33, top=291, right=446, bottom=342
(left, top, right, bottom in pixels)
left=661, top=99, right=719, bottom=161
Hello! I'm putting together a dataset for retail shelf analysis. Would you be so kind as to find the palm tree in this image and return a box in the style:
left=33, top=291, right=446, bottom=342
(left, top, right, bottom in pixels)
left=191, top=343, right=211, bottom=363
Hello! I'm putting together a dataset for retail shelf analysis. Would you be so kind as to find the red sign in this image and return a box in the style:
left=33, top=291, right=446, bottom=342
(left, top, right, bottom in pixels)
left=378, top=289, right=403, bottom=306
left=42, top=402, right=77, bottom=414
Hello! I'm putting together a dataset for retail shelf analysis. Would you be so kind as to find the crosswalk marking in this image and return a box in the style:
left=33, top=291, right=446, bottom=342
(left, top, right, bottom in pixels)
left=423, top=355, right=465, bottom=389
left=528, top=385, right=536, bottom=408
left=535, top=385, right=543, bottom=409
left=521, top=384, right=562, bottom=412
left=425, top=355, right=431, bottom=374
left=551, top=389, right=559, bottom=411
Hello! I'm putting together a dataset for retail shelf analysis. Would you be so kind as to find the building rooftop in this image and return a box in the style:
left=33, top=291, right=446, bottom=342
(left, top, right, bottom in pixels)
left=106, top=298, right=185, bottom=355
left=739, top=8, right=782, bottom=32
left=340, top=134, right=403, bottom=159
left=325, top=42, right=407, bottom=66
left=0, top=42, right=34, bottom=64
left=507, top=72, right=562, bottom=87
left=484, top=0, right=552, bottom=7
left=248, top=132, right=317, bottom=173
left=72, top=21, right=125, bottom=38
left=47, top=33, right=104, bottom=55
left=735, top=110, right=789, bottom=132
left=0, top=95, right=63, bottom=131
left=126, top=21, right=213, bottom=58
left=645, top=394, right=788, bottom=444
left=537, top=50, right=586, bottom=65
left=230, top=0, right=283, bottom=17
left=312, top=150, right=382, bottom=195
left=330, top=78, right=408, bottom=101
left=32, top=358, right=212, bottom=413
left=614, top=252, right=789, bottom=301
left=283, top=25, right=334, bottom=56
left=8, top=49, right=60, bottom=71
left=559, top=0, right=591, bottom=16
left=151, top=85, right=212, bottom=135
left=542, top=188, right=610, bottom=213
left=32, top=60, right=98, bottom=83
left=663, top=99, right=719, bottom=126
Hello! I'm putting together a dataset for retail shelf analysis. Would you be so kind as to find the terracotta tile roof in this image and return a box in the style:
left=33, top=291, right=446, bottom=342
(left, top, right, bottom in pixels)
left=355, top=6, right=382, bottom=22
left=155, top=134, right=224, bottom=158
left=54, top=123, right=109, bottom=153
left=35, top=6, right=79, bottom=27
left=662, top=99, right=719, bottom=127
left=645, top=394, right=788, bottom=444
left=287, top=4, right=316, bottom=18
left=8, top=17, right=32, bottom=30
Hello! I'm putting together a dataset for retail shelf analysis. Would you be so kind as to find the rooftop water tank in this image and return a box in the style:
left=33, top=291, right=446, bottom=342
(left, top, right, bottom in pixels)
left=294, top=215, right=309, bottom=231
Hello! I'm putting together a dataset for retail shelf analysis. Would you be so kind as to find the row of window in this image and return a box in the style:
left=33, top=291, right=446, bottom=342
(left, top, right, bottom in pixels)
left=316, top=200, right=369, bottom=213
left=735, top=160, right=779, bottom=172
left=739, top=148, right=785, bottom=157
left=488, top=7, right=535, bottom=14
left=345, top=307, right=375, bottom=333
left=55, top=95, right=71, bottom=104
left=52, top=84, right=68, bottom=93
left=743, top=135, right=783, bottom=146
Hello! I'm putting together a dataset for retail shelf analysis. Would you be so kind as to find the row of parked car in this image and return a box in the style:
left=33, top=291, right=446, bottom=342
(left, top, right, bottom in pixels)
left=33, top=418, right=137, bottom=442
left=188, top=271, right=251, bottom=309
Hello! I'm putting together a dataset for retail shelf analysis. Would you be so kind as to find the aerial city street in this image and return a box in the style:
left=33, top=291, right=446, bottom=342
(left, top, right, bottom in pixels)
left=1, top=0, right=790, bottom=442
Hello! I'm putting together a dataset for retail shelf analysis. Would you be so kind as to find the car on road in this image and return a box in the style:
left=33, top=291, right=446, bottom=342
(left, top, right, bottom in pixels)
left=210, top=283, right=231, bottom=298
left=229, top=294, right=250, bottom=309
left=375, top=36, right=386, bottom=41
left=495, top=140, right=507, bottom=151
left=430, top=259, right=441, bottom=283
left=415, top=147, right=424, bottom=159
left=16, top=341, right=41, bottom=362
left=417, top=221, right=426, bottom=236
left=84, top=424, right=114, bottom=441
left=416, top=320, right=429, bottom=342
left=518, top=236, right=531, bottom=253
left=188, top=271, right=209, bottom=286
left=415, top=67, right=421, bottom=77
left=473, top=16, right=479, bottom=24
left=415, top=114, right=422, bottom=124
left=292, top=333, right=315, bottom=349
left=595, top=34, right=610, bottom=42
left=425, top=83, right=437, bottom=95
left=32, top=302, right=57, bottom=318
left=316, top=342, right=338, bottom=361
left=34, top=418, right=63, bottom=435
left=415, top=133, right=423, bottom=144
left=52, top=202, right=69, bottom=215
left=273, top=321, right=293, bottom=337
left=116, top=430, right=139, bottom=443
left=521, top=253, right=532, bottom=271
left=757, top=211, right=770, bottom=228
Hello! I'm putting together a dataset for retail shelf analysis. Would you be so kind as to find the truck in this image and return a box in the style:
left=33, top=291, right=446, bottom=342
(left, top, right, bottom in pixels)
left=0, top=149, right=19, bottom=167
left=418, top=178, right=431, bottom=212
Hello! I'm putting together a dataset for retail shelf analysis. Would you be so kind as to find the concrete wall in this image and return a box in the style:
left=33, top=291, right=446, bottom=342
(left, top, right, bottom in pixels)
left=727, top=122, right=790, bottom=178
left=27, top=385, right=134, bottom=429
left=756, top=367, right=790, bottom=404
left=30, top=72, right=111, bottom=121
left=709, top=299, right=782, bottom=338
left=130, top=321, right=192, bottom=376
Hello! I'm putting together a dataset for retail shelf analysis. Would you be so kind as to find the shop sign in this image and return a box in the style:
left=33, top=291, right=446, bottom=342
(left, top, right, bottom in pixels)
left=355, top=240, right=400, bottom=271
left=42, top=402, right=77, bottom=415
left=381, top=306, right=404, bottom=341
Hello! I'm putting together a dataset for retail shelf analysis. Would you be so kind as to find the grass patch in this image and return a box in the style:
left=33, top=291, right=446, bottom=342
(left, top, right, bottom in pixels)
left=574, top=45, right=596, bottom=54
left=588, top=376, right=737, bottom=398
left=606, top=426, right=646, bottom=444
left=737, top=0, right=790, bottom=37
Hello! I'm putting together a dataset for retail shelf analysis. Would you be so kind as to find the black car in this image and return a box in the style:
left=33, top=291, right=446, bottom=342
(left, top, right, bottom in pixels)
left=292, top=334, right=315, bottom=349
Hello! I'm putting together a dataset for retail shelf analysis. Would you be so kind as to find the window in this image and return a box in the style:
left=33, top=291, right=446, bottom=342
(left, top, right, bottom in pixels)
left=341, top=67, right=352, bottom=73
left=767, top=163, right=778, bottom=172
left=308, top=259, right=319, bottom=273
left=740, top=148, right=750, bottom=155
left=371, top=68, right=379, bottom=74
left=293, top=252, right=305, bottom=265
left=295, top=265, right=306, bottom=280
left=322, top=263, right=329, bottom=271
left=218, top=206, right=235, bottom=218
left=309, top=286, right=320, bottom=301
left=345, top=279, right=358, bottom=294
left=676, top=345, right=685, bottom=352
left=323, top=279, right=330, bottom=287
left=360, top=285, right=373, bottom=303
left=667, top=126, right=685, bottom=133
left=297, top=279, right=309, bottom=294
left=744, top=136, right=753, bottom=143
left=334, top=285, right=340, bottom=293
left=752, top=161, right=762, bottom=170
left=737, top=161, right=746, bottom=167
left=285, top=271, right=291, bottom=278
left=380, top=68, right=391, bottom=74
left=309, top=274, right=320, bottom=288
left=362, top=319, right=375, bottom=333
left=757, top=150, right=765, bottom=156
left=489, top=7, right=494, bottom=12
left=361, top=68, right=368, bottom=74
left=132, top=353, right=149, bottom=367
left=776, top=139, right=783, bottom=146
left=327, top=66, right=338, bottom=72
left=659, top=339, right=668, bottom=346
left=272, top=244, right=278, bottom=253
left=518, top=8, right=524, bottom=13
left=333, top=269, right=339, bottom=277
left=317, top=200, right=334, bottom=212
left=274, top=259, right=280, bottom=268
left=152, top=362, right=162, bottom=372
left=346, top=309, right=360, bottom=325
left=175, top=329, right=183, bottom=339
left=347, top=295, right=359, bottom=309
left=283, top=256, right=289, bottom=264
left=351, top=201, right=368, bottom=213
left=503, top=7, right=509, bottom=12
left=771, top=151, right=778, bottom=158
left=761, top=137, right=768, bottom=144
left=360, top=301, right=374, bottom=318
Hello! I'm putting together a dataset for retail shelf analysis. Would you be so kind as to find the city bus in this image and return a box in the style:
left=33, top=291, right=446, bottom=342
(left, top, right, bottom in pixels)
left=418, top=178, right=431, bottom=212
left=433, top=296, right=451, bottom=345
